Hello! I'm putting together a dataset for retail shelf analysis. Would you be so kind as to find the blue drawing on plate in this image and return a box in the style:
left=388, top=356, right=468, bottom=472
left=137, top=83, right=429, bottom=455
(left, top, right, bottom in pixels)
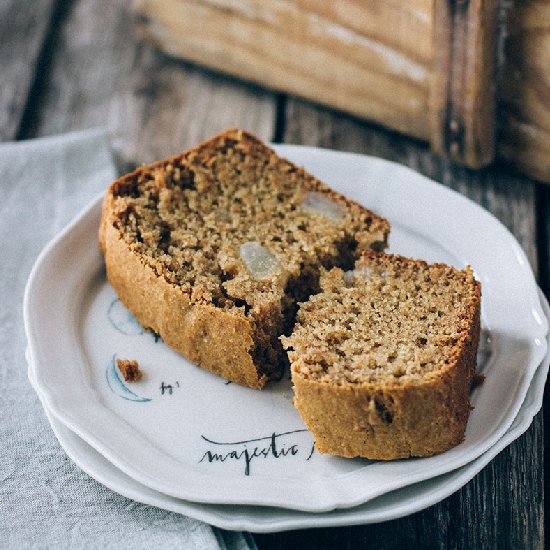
left=106, top=355, right=152, bottom=402
left=108, top=299, right=143, bottom=335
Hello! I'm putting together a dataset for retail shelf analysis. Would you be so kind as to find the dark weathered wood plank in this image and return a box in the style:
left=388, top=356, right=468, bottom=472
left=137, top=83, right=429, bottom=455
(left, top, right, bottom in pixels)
left=255, top=99, right=544, bottom=550
left=20, top=0, right=277, bottom=166
left=539, top=183, right=550, bottom=544
left=0, top=0, right=59, bottom=141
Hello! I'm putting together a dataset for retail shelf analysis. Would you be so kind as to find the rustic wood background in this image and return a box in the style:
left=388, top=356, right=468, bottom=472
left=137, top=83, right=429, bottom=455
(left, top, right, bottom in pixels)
left=2, top=1, right=548, bottom=548
left=134, top=0, right=550, bottom=181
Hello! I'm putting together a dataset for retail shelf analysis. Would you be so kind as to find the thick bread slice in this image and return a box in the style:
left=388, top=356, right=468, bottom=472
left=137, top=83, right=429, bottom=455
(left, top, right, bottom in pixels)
left=99, top=130, right=390, bottom=388
left=282, top=251, right=481, bottom=458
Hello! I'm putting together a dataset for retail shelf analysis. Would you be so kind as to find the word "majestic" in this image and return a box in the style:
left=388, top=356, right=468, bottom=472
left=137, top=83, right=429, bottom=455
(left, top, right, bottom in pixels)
left=198, top=430, right=314, bottom=475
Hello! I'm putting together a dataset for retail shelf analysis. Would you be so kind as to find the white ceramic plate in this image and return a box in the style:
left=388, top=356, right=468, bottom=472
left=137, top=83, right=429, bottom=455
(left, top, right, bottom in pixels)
left=26, top=288, right=550, bottom=531
left=24, top=145, right=548, bottom=512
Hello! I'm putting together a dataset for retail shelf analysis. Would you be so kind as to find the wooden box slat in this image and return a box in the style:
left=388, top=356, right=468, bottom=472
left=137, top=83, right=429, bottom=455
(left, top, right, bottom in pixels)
left=135, top=0, right=550, bottom=183
left=430, top=0, right=498, bottom=169
left=136, top=0, right=433, bottom=139
left=499, top=0, right=550, bottom=183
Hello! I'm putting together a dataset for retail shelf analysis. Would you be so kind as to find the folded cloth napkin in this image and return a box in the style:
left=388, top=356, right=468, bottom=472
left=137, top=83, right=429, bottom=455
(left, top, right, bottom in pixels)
left=0, top=129, right=255, bottom=549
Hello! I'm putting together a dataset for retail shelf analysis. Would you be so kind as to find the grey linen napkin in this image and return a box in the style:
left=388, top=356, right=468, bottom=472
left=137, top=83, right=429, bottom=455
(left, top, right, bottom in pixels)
left=0, top=129, right=256, bottom=550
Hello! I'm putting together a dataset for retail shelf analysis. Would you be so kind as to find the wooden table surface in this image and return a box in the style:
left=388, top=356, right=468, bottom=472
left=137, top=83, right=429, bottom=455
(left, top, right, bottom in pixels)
left=3, top=1, right=549, bottom=548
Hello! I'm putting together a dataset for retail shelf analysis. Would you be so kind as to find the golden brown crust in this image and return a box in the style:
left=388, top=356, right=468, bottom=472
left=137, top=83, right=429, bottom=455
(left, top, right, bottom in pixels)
left=99, top=129, right=390, bottom=389
left=285, top=252, right=481, bottom=459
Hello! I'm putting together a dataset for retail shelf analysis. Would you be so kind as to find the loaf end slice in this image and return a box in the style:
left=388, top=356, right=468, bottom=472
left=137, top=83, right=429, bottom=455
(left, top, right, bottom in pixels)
left=282, top=251, right=481, bottom=459
left=99, top=130, right=390, bottom=388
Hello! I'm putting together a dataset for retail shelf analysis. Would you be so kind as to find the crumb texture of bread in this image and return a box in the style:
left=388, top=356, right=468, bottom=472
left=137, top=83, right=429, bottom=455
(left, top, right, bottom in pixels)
left=116, top=358, right=143, bottom=382
left=281, top=251, right=481, bottom=459
left=100, top=129, right=389, bottom=388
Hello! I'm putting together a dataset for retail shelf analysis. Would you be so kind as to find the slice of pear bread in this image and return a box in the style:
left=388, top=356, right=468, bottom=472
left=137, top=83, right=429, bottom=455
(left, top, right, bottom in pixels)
left=99, top=130, right=390, bottom=389
left=281, top=251, right=481, bottom=459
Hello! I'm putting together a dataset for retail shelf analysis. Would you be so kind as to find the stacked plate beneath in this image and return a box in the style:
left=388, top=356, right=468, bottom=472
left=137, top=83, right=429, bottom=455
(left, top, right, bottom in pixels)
left=25, top=147, right=550, bottom=532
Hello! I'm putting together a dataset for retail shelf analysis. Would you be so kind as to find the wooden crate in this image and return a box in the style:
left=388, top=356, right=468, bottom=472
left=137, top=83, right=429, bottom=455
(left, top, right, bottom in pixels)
left=134, top=0, right=550, bottom=183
